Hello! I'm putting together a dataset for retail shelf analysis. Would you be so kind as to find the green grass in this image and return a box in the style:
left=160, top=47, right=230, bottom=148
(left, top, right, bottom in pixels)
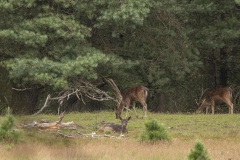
left=2, top=110, right=240, bottom=160
left=13, top=110, right=240, bottom=141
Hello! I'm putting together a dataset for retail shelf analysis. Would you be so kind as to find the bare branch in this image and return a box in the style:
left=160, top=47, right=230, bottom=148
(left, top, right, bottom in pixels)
left=102, top=78, right=122, bottom=105
left=33, top=94, right=51, bottom=115
left=57, top=132, right=74, bottom=138
left=33, top=79, right=115, bottom=115
left=12, top=87, right=32, bottom=91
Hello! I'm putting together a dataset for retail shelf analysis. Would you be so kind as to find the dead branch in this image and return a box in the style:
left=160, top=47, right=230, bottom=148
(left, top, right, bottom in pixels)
left=77, top=132, right=125, bottom=139
left=33, top=79, right=115, bottom=115
left=103, top=78, right=122, bottom=106
left=57, top=112, right=65, bottom=124
left=21, top=112, right=79, bottom=130
left=12, top=87, right=32, bottom=91
left=33, top=113, right=64, bottom=129
left=56, top=132, right=75, bottom=138
left=33, top=94, right=51, bottom=115
left=78, top=79, right=115, bottom=101
left=55, top=131, right=125, bottom=139
left=35, top=121, right=60, bottom=129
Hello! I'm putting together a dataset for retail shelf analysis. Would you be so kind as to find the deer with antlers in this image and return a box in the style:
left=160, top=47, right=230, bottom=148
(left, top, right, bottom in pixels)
left=196, top=87, right=233, bottom=114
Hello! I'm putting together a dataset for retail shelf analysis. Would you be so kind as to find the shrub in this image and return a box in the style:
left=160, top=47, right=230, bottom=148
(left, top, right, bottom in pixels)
left=140, top=120, right=170, bottom=143
left=0, top=109, right=22, bottom=143
left=188, top=141, right=211, bottom=160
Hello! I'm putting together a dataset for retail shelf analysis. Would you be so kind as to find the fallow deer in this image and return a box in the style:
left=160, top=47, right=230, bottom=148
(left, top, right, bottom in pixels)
left=115, top=86, right=148, bottom=119
left=98, top=116, right=131, bottom=134
left=196, top=87, right=233, bottom=114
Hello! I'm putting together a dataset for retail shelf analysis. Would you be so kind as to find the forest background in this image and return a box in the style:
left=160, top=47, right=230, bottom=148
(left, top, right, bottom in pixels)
left=0, top=0, right=240, bottom=115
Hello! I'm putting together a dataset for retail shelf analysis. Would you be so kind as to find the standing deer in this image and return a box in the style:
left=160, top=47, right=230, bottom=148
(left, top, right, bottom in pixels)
left=196, top=87, right=233, bottom=114
left=115, top=86, right=148, bottom=119
left=98, top=116, right=131, bottom=134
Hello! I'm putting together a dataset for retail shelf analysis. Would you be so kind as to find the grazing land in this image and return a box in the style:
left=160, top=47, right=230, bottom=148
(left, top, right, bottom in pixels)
left=1, top=110, right=240, bottom=160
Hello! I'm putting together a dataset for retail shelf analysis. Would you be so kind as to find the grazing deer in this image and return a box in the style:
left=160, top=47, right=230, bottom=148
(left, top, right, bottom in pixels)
left=196, top=87, right=233, bottom=114
left=115, top=86, right=148, bottom=119
left=98, top=116, right=131, bottom=134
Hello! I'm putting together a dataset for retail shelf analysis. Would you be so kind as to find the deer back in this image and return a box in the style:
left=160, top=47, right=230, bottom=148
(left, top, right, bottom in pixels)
left=197, top=87, right=232, bottom=113
left=98, top=116, right=131, bottom=133
left=98, top=123, right=123, bottom=133
left=122, top=86, right=148, bottom=102
left=205, top=87, right=232, bottom=102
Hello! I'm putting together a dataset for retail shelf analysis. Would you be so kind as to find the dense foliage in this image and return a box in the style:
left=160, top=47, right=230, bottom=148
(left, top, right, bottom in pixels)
left=0, top=0, right=240, bottom=114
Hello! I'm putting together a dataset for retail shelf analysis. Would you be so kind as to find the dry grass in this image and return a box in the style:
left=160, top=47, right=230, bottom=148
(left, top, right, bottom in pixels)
left=1, top=138, right=240, bottom=160
left=1, top=111, right=240, bottom=159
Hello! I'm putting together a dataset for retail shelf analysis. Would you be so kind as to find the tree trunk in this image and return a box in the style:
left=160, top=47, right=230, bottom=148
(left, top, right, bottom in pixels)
left=158, top=93, right=166, bottom=112
left=206, top=52, right=217, bottom=88
left=149, top=92, right=165, bottom=112
left=0, top=67, right=12, bottom=112
left=11, top=87, right=39, bottom=114
left=205, top=48, right=229, bottom=88
left=219, top=48, right=228, bottom=87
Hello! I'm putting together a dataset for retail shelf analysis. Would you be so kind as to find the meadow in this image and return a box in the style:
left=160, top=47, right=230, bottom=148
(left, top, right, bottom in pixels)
left=1, top=110, right=240, bottom=160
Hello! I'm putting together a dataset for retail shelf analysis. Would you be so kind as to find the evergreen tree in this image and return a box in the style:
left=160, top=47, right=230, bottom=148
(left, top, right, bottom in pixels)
left=188, top=142, right=211, bottom=160
left=0, top=0, right=152, bottom=113
left=1, top=0, right=239, bottom=113
left=179, top=0, right=240, bottom=88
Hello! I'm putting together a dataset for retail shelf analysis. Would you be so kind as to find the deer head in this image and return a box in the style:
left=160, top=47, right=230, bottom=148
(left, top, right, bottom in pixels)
left=103, top=78, right=148, bottom=118
left=97, top=116, right=131, bottom=134
left=119, top=116, right=131, bottom=133
left=196, top=87, right=233, bottom=114
left=115, top=86, right=148, bottom=119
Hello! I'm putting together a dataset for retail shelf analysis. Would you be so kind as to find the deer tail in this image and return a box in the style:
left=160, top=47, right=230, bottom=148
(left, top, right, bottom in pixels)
left=143, top=87, right=149, bottom=98
left=229, top=87, right=233, bottom=99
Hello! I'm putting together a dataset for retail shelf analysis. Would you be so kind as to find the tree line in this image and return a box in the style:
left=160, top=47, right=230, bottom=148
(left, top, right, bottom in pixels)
left=0, top=0, right=240, bottom=114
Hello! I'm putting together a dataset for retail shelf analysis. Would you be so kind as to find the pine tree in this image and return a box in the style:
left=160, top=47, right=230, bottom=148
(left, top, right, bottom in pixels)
left=188, top=142, right=211, bottom=160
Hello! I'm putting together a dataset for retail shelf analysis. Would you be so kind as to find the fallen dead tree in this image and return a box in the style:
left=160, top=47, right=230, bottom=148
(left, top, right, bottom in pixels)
left=20, top=114, right=126, bottom=139
left=21, top=113, right=81, bottom=130
left=56, top=131, right=125, bottom=139
left=20, top=112, right=126, bottom=139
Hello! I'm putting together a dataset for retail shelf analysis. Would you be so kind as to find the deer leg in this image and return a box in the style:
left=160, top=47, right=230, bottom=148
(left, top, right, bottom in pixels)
left=124, top=99, right=131, bottom=118
left=140, top=101, right=147, bottom=118
left=211, top=101, right=215, bottom=114
left=143, top=103, right=148, bottom=118
left=230, top=103, right=234, bottom=114
left=206, top=107, right=209, bottom=114
left=224, top=99, right=234, bottom=114
left=125, top=104, right=129, bottom=118
left=132, top=101, right=138, bottom=118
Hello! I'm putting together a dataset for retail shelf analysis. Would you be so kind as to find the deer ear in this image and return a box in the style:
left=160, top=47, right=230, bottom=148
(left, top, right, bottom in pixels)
left=128, top=116, right=131, bottom=120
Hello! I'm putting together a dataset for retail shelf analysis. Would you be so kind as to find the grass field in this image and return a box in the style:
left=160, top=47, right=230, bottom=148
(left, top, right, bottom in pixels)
left=1, top=110, right=240, bottom=160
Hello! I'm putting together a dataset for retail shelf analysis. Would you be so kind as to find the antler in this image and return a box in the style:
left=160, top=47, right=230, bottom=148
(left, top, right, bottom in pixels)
left=196, top=88, right=209, bottom=106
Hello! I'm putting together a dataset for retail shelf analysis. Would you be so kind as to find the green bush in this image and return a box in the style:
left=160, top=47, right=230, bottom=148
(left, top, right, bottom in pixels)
left=140, top=120, right=170, bottom=143
left=0, top=110, right=22, bottom=143
left=188, top=142, right=211, bottom=160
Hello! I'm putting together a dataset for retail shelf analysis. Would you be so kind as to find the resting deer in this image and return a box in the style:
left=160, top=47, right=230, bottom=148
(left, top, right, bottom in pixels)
left=196, top=87, right=233, bottom=114
left=115, top=86, right=148, bottom=119
left=98, top=116, right=131, bottom=134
